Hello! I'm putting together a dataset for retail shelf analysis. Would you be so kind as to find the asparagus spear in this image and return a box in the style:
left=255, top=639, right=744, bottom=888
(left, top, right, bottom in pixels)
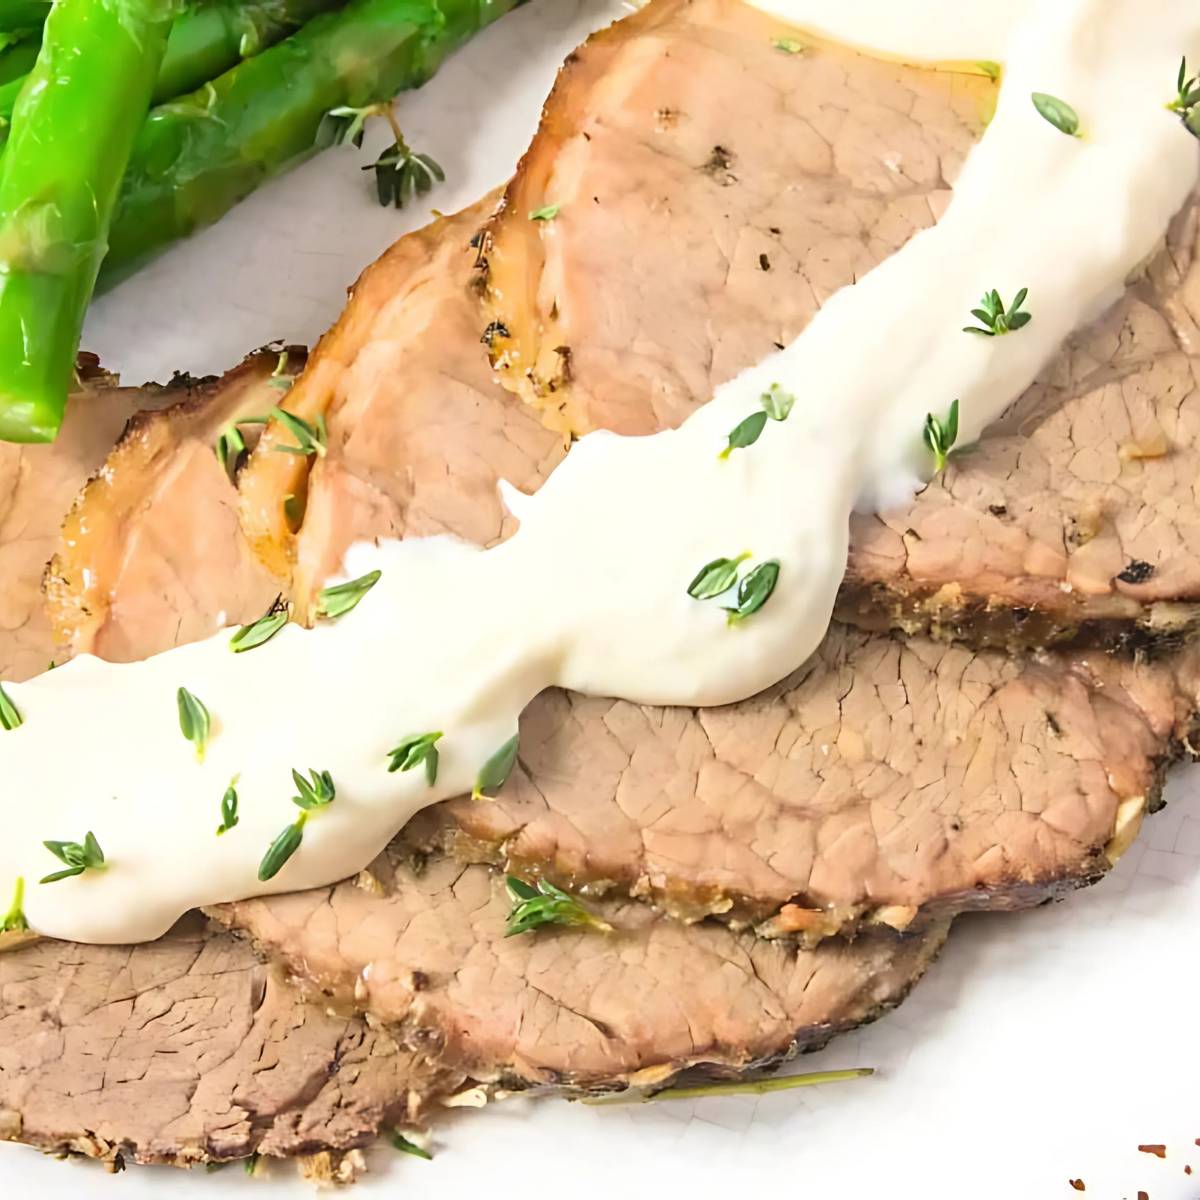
left=0, top=0, right=174, bottom=442
left=101, top=0, right=523, bottom=286
left=0, top=0, right=346, bottom=126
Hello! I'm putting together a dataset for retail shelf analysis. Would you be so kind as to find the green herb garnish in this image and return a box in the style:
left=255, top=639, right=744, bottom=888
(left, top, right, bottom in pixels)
left=214, top=423, right=247, bottom=480
left=267, top=350, right=294, bottom=394
left=291, top=767, right=336, bottom=811
left=687, top=552, right=750, bottom=600
left=1031, top=92, right=1081, bottom=138
left=580, top=1067, right=874, bottom=1106
left=1, top=877, right=28, bottom=933
left=722, top=560, right=780, bottom=624
left=504, top=875, right=613, bottom=938
left=41, top=832, right=105, bottom=885
left=229, top=598, right=289, bottom=653
left=258, top=814, right=306, bottom=882
left=369, top=143, right=445, bottom=210
left=720, top=411, right=767, bottom=459
left=0, top=681, right=22, bottom=731
left=1169, top=57, right=1200, bottom=115
left=257, top=769, right=336, bottom=880
left=315, top=570, right=382, bottom=620
left=771, top=37, right=805, bottom=54
left=719, top=383, right=795, bottom=459
left=243, top=1152, right=260, bottom=1176
left=217, top=778, right=240, bottom=836
left=923, top=398, right=960, bottom=474
left=976, top=61, right=1001, bottom=82
left=271, top=407, right=327, bottom=458
left=529, top=204, right=561, bottom=221
left=177, top=686, right=211, bottom=760
left=760, top=382, right=795, bottom=421
left=472, top=734, right=519, bottom=800
left=963, top=287, right=1030, bottom=336
left=389, top=1131, right=432, bottom=1160
left=387, top=732, right=443, bottom=785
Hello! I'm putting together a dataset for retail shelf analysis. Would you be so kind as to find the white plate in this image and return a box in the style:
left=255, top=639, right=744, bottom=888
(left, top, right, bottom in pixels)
left=5, top=2, right=1199, bottom=1195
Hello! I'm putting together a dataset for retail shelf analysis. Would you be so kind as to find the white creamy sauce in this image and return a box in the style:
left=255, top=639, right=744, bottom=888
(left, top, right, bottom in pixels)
left=3, top=0, right=1199, bottom=944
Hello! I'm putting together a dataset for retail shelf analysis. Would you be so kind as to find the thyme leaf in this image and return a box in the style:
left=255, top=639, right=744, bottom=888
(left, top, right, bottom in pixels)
left=387, top=732, right=443, bottom=785
left=963, top=287, right=1030, bottom=336
left=291, top=768, right=336, bottom=811
left=504, top=875, right=613, bottom=937
left=0, top=681, right=22, bottom=731
left=229, top=597, right=290, bottom=653
left=1031, top=92, right=1081, bottom=137
left=720, top=410, right=767, bottom=459
left=1169, top=57, right=1200, bottom=115
left=976, top=61, right=1002, bottom=82
left=315, top=569, right=382, bottom=620
left=258, top=813, right=307, bottom=881
left=41, top=831, right=105, bottom=885
left=177, top=686, right=211, bottom=760
left=267, top=350, right=294, bottom=393
left=687, top=552, right=750, bottom=600
left=723, top=560, right=780, bottom=624
left=760, top=382, right=796, bottom=421
left=389, top=1131, right=432, bottom=1160
left=529, top=204, right=561, bottom=221
left=472, top=734, right=519, bottom=800
left=369, top=144, right=445, bottom=209
left=580, top=1067, right=874, bottom=1106
left=243, top=1152, right=260, bottom=1176
left=214, top=423, right=247, bottom=480
left=1, top=877, right=28, bottom=932
left=923, top=398, right=960, bottom=474
left=217, top=778, right=240, bottom=836
left=771, top=37, right=805, bottom=54
left=271, top=407, right=327, bottom=458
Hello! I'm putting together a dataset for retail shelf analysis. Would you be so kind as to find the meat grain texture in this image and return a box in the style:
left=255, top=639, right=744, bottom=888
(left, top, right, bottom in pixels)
left=485, top=0, right=1200, bottom=653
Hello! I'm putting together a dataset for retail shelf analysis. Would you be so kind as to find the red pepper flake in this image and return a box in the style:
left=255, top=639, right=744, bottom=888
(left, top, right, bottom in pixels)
left=1185, top=1165, right=1193, bottom=1176
left=1068, top=1180, right=1085, bottom=1192
left=1137, top=1192, right=1149, bottom=1200
left=1138, top=1144, right=1167, bottom=1159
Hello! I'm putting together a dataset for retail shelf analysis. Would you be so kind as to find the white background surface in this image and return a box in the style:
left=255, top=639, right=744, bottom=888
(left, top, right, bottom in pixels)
left=3, top=1, right=1199, bottom=1195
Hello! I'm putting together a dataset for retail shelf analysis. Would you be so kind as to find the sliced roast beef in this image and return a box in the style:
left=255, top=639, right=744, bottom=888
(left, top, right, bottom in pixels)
left=212, top=856, right=945, bottom=1088
left=483, top=0, right=1200, bottom=651
left=45, top=349, right=301, bottom=662
left=49, top=183, right=1191, bottom=933
left=0, top=917, right=462, bottom=1169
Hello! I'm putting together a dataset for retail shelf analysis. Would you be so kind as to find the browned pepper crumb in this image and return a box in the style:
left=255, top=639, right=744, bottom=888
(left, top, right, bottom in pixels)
left=1138, top=1145, right=1167, bottom=1159
left=1138, top=1191, right=1149, bottom=1200
left=1185, top=1165, right=1193, bottom=1175
left=1068, top=1180, right=1085, bottom=1192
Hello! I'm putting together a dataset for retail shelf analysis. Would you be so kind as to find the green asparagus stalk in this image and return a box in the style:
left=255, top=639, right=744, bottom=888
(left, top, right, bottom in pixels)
left=0, top=0, right=175, bottom=442
left=0, top=0, right=346, bottom=126
left=100, top=0, right=523, bottom=287
left=0, top=36, right=38, bottom=85
left=0, top=1, right=49, bottom=39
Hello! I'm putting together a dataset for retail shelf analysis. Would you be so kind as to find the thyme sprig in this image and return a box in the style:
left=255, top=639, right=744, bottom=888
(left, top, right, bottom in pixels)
left=719, top=382, right=796, bottom=458
left=1169, top=57, right=1200, bottom=115
left=1031, top=92, right=1081, bottom=138
left=387, top=732, right=443, bottom=785
left=923, top=399, right=960, bottom=474
left=723, top=560, right=780, bottom=625
left=580, top=1067, right=874, bottom=1106
left=217, top=778, right=240, bottom=836
left=473, top=734, right=519, bottom=800
left=41, top=832, right=105, bottom=885
left=271, top=406, right=327, bottom=458
left=389, top=1131, right=432, bottom=1161
left=257, top=769, right=336, bottom=881
left=964, top=287, right=1030, bottom=336
left=687, top=552, right=750, bottom=600
left=315, top=569, right=381, bottom=620
left=0, top=680, right=22, bottom=730
left=368, top=142, right=445, bottom=210
left=177, top=687, right=211, bottom=760
left=214, top=423, right=247, bottom=480
left=229, top=596, right=290, bottom=653
left=1, top=877, right=28, bottom=932
left=267, top=350, right=294, bottom=393
left=504, top=876, right=613, bottom=938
